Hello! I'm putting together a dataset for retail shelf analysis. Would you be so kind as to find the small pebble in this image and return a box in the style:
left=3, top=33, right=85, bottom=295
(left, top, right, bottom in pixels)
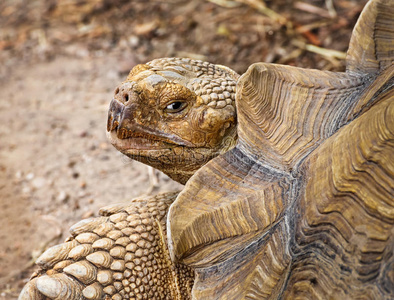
left=31, top=177, right=46, bottom=189
left=26, top=173, right=34, bottom=181
left=57, top=191, right=70, bottom=203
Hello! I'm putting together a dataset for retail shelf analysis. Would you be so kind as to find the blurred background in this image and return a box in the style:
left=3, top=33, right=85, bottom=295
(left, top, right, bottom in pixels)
left=0, top=0, right=368, bottom=298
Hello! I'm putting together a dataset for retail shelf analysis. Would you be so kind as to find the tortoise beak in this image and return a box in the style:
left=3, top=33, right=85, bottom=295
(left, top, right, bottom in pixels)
left=107, top=82, right=148, bottom=140
left=107, top=80, right=143, bottom=135
left=106, top=97, right=152, bottom=140
left=107, top=97, right=124, bottom=133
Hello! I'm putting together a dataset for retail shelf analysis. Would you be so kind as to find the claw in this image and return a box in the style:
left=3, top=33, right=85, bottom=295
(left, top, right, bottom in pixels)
left=35, top=273, right=83, bottom=300
left=69, top=216, right=108, bottom=236
left=18, top=278, right=46, bottom=300
left=36, top=240, right=79, bottom=269
left=63, top=261, right=97, bottom=285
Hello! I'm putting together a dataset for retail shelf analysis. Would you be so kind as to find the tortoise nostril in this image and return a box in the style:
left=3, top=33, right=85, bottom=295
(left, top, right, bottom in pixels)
left=115, top=87, right=120, bottom=94
left=124, top=94, right=129, bottom=103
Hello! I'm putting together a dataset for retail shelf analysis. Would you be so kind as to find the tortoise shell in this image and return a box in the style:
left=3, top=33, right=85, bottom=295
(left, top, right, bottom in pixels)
left=168, top=0, right=394, bottom=298
left=19, top=0, right=393, bottom=299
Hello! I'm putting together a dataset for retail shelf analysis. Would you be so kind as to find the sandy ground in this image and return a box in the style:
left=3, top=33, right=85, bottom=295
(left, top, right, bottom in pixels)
left=0, top=54, right=182, bottom=298
left=0, top=0, right=366, bottom=298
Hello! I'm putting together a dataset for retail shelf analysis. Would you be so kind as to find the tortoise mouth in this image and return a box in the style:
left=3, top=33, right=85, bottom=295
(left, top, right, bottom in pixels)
left=106, top=130, right=184, bottom=151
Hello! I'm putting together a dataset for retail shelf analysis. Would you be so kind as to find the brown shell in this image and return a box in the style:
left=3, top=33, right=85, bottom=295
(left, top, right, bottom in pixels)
left=19, top=0, right=393, bottom=299
left=168, top=0, right=394, bottom=298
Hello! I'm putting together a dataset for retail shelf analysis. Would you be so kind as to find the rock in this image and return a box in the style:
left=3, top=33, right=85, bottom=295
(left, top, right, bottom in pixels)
left=31, top=177, right=47, bottom=189
left=26, top=173, right=35, bottom=181
left=57, top=191, right=70, bottom=203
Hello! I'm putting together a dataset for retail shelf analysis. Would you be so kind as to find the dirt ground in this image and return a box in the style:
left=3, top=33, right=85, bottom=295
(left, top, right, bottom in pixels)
left=0, top=0, right=367, bottom=298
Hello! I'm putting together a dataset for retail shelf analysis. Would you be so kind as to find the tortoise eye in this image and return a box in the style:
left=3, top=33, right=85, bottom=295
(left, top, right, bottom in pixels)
left=164, top=101, right=187, bottom=113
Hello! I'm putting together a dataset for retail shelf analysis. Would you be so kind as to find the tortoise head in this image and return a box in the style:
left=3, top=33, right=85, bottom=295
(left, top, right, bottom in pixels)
left=107, top=58, right=239, bottom=184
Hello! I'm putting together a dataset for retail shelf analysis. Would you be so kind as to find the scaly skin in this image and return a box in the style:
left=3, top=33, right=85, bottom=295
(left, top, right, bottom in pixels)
left=18, top=1, right=394, bottom=297
left=19, top=58, right=240, bottom=300
left=19, top=192, right=195, bottom=300
left=107, top=57, right=239, bottom=184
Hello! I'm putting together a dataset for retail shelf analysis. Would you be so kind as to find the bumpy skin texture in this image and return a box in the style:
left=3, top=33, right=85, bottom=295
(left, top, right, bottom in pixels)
left=19, top=192, right=195, bottom=300
left=20, top=0, right=393, bottom=299
left=107, top=58, right=239, bottom=184
left=19, top=58, right=241, bottom=300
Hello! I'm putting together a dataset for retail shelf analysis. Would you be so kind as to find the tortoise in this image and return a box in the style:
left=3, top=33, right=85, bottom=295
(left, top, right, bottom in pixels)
left=19, top=0, right=393, bottom=299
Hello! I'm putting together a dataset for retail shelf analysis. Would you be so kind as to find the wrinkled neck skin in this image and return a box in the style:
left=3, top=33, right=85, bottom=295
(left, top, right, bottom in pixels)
left=125, top=126, right=237, bottom=184
left=107, top=58, right=240, bottom=184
